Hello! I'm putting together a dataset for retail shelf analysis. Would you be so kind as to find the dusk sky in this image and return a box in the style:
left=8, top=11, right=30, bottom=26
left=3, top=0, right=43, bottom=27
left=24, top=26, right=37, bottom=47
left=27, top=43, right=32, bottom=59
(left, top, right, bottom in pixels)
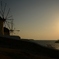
left=1, top=0, right=59, bottom=40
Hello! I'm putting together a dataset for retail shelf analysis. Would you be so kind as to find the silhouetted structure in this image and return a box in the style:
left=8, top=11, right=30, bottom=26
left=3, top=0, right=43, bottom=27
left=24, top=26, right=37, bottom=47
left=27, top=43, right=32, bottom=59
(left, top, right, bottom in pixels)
left=4, top=27, right=10, bottom=35
left=0, top=17, right=6, bottom=35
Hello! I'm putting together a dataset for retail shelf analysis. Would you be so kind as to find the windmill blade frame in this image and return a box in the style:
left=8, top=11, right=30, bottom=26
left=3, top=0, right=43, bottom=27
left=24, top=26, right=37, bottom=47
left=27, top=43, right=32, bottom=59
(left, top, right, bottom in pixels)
left=0, top=1, right=20, bottom=35
left=0, top=1, right=4, bottom=17
left=3, top=3, right=7, bottom=18
left=5, top=8, right=10, bottom=19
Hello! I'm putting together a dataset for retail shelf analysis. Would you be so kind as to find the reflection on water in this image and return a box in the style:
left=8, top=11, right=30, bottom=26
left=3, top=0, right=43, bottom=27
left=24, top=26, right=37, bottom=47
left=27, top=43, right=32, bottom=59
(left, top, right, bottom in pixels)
left=51, top=43, right=59, bottom=50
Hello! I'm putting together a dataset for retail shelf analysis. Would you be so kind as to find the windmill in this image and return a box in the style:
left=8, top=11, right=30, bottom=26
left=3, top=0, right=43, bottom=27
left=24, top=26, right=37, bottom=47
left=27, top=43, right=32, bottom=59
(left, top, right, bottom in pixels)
left=0, top=1, right=20, bottom=35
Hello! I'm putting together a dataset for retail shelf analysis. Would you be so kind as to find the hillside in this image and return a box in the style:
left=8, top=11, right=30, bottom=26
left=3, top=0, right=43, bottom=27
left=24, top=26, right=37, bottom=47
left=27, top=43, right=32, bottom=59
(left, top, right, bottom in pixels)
left=0, top=36, right=59, bottom=59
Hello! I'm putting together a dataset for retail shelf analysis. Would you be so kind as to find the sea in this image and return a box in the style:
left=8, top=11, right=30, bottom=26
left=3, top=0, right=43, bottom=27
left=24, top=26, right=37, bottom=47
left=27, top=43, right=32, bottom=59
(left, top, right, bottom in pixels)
left=29, top=40, right=59, bottom=50
left=33, top=40, right=56, bottom=46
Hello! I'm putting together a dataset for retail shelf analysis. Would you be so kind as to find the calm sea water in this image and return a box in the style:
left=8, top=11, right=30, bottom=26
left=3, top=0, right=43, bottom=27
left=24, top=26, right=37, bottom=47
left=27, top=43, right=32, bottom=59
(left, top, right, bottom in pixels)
left=30, top=40, right=59, bottom=50
left=32, top=40, right=56, bottom=46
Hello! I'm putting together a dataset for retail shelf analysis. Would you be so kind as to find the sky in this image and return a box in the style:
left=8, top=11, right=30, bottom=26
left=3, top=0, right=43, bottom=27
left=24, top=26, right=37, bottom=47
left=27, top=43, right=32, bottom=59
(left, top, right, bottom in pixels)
left=1, top=0, right=59, bottom=40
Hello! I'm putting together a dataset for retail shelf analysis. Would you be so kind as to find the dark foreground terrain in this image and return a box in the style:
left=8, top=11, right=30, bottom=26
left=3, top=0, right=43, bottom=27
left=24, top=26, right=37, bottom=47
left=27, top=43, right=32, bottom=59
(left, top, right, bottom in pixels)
left=0, top=36, right=59, bottom=59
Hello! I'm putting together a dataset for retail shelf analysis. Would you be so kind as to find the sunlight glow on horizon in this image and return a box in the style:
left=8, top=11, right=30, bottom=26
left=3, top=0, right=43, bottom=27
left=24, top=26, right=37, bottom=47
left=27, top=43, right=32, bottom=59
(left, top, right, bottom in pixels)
left=18, top=15, right=59, bottom=40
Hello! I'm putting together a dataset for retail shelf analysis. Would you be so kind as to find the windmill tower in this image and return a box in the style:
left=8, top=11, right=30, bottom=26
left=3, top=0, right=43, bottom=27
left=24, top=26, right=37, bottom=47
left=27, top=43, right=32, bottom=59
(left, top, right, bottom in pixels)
left=0, top=1, right=7, bottom=35
left=0, top=1, right=20, bottom=36
left=0, top=16, right=5, bottom=35
left=0, top=1, right=13, bottom=35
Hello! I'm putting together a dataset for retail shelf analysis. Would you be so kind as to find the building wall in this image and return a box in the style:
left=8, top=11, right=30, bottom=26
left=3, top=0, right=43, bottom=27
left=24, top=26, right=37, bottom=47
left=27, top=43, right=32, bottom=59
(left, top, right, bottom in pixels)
left=4, top=27, right=10, bottom=35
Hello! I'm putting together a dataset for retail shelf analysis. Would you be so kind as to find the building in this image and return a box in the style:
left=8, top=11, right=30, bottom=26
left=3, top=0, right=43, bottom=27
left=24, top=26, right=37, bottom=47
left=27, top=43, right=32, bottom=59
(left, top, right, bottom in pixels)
left=0, top=17, right=6, bottom=35
left=4, top=27, right=10, bottom=35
